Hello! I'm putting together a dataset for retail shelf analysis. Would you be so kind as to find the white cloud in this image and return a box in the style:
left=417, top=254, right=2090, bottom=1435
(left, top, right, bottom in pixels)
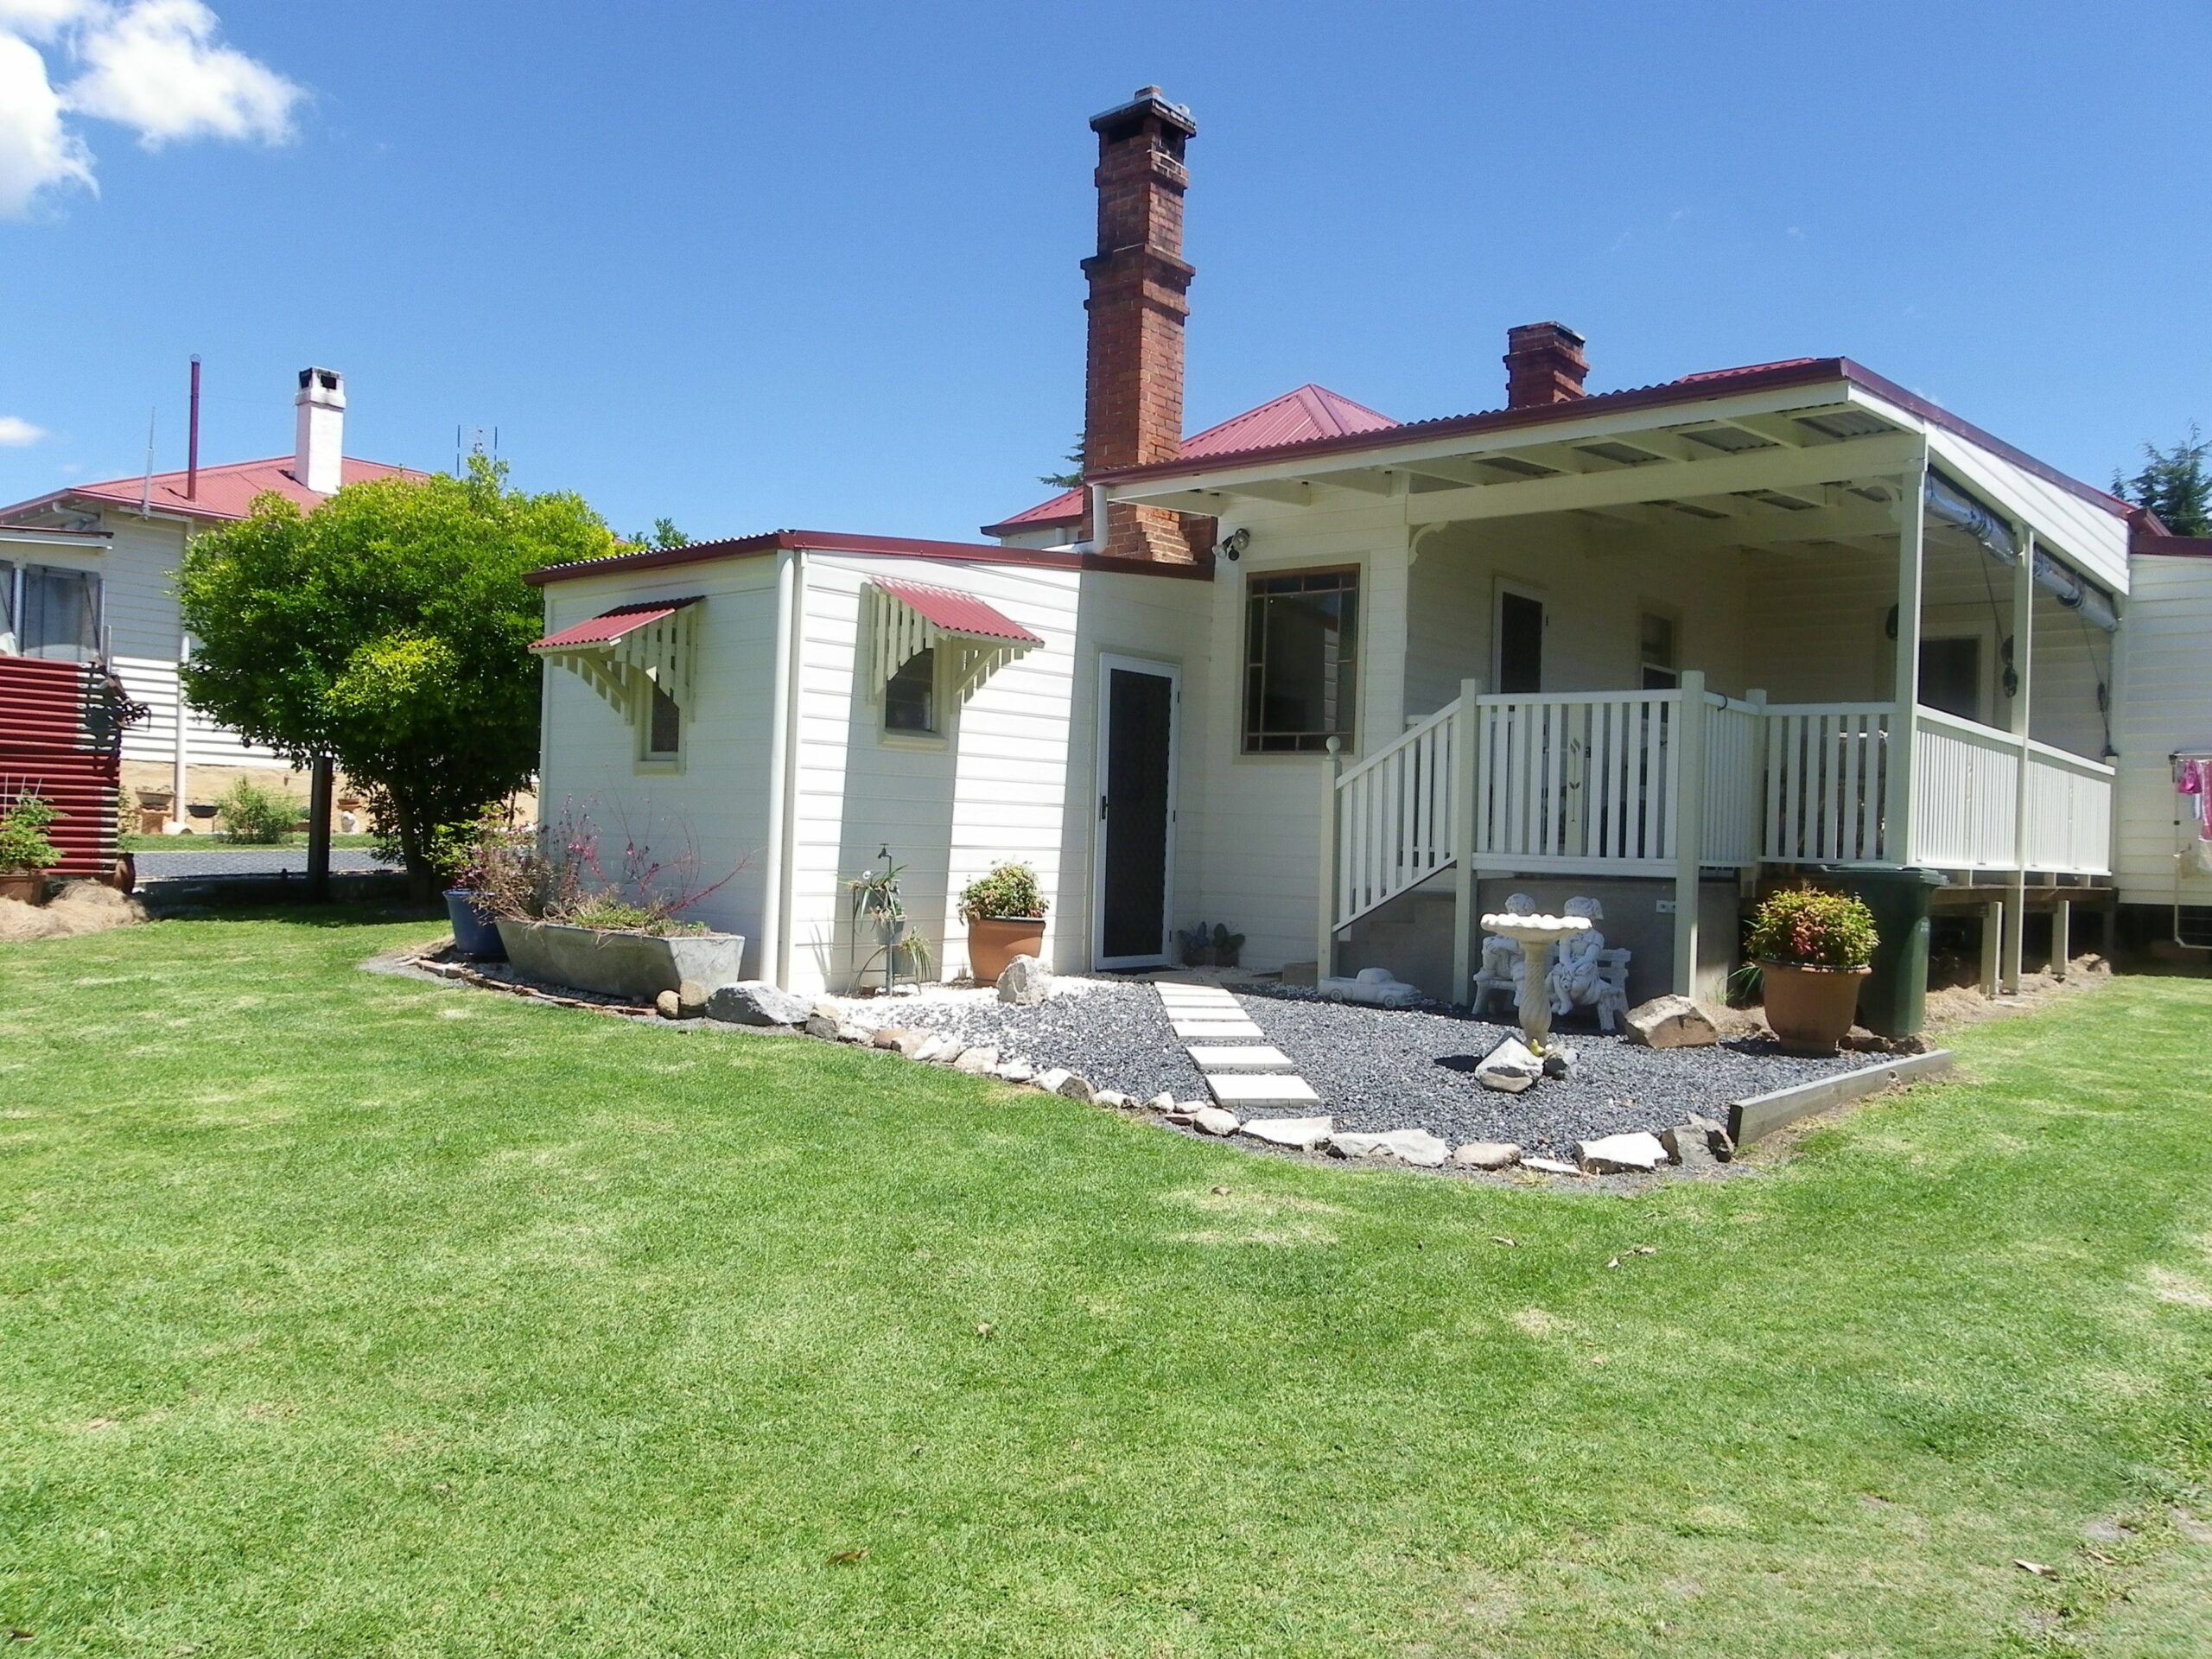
left=0, top=1, right=302, bottom=216
left=0, top=31, right=92, bottom=213
left=0, top=415, right=51, bottom=446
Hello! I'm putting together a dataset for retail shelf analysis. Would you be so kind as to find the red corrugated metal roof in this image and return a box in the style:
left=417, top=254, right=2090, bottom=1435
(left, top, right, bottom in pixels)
left=0, top=454, right=428, bottom=525
left=525, top=530, right=1216, bottom=588
left=530, top=598, right=699, bottom=652
left=873, top=578, right=1041, bottom=645
left=981, top=384, right=1397, bottom=536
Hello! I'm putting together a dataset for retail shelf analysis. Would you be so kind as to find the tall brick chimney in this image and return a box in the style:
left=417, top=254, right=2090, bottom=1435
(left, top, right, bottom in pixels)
left=1082, top=86, right=1198, bottom=563
left=1503, top=322, right=1588, bottom=409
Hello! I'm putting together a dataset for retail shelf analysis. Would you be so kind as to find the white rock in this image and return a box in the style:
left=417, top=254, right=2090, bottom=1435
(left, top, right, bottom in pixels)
left=1478, top=1071, right=1537, bottom=1095
left=1621, top=994, right=1720, bottom=1049
left=1192, top=1105, right=1241, bottom=1136
left=953, top=1045, right=999, bottom=1074
left=1577, top=1131, right=1669, bottom=1173
left=913, top=1034, right=955, bottom=1064
left=1051, top=1071, right=1095, bottom=1103
left=1329, top=1128, right=1450, bottom=1167
left=1452, top=1141, right=1522, bottom=1170
left=1144, top=1091, right=1175, bottom=1113
left=1095, top=1090, right=1132, bottom=1109
left=1237, top=1115, right=1334, bottom=1150
left=704, top=981, right=810, bottom=1027
left=1522, top=1155, right=1583, bottom=1176
left=1475, top=1035, right=1544, bottom=1092
left=836, top=1023, right=872, bottom=1046
left=995, top=1062, right=1036, bottom=1084
left=995, top=955, right=1052, bottom=1007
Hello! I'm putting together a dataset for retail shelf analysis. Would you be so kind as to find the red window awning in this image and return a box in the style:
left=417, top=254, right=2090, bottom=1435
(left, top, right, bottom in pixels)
left=870, top=578, right=1040, bottom=648
left=529, top=598, right=698, bottom=653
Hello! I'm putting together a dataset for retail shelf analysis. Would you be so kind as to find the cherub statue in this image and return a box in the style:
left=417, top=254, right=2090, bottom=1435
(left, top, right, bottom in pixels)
left=1472, top=892, right=1537, bottom=1016
left=1547, top=895, right=1612, bottom=1021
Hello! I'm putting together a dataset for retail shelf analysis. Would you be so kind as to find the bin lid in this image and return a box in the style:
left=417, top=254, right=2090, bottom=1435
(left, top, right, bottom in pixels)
left=1811, top=862, right=1949, bottom=887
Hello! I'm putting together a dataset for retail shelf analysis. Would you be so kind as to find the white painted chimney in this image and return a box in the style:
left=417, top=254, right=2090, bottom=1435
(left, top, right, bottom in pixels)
left=292, top=367, right=346, bottom=494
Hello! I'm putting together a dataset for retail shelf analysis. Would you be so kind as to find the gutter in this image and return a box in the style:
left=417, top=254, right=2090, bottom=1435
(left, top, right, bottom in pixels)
left=1039, top=483, right=1109, bottom=556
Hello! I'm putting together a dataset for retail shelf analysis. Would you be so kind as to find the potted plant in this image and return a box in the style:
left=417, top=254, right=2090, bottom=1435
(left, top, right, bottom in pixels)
left=1745, top=886, right=1878, bottom=1052
left=1179, top=921, right=1245, bottom=969
left=0, top=790, right=62, bottom=905
left=433, top=810, right=518, bottom=962
left=846, top=854, right=933, bottom=994
left=957, top=861, right=1047, bottom=981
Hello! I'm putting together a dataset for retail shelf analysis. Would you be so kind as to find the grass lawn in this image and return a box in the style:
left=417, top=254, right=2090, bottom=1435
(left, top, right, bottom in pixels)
left=3, top=912, right=2207, bottom=1656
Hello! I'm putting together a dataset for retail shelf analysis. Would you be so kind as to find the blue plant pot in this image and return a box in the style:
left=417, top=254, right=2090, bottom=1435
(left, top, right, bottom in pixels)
left=443, top=888, right=506, bottom=961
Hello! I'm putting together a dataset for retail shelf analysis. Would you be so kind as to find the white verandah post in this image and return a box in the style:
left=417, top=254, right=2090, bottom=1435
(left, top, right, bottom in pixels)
left=1670, top=669, right=1708, bottom=997
left=2004, top=528, right=2036, bottom=994
left=1891, top=444, right=1929, bottom=866
left=1449, top=677, right=1484, bottom=1001
left=1315, top=736, right=1342, bottom=984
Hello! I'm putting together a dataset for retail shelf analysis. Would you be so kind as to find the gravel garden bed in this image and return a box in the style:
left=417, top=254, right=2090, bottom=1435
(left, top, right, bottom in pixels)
left=830, top=976, right=1863, bottom=1159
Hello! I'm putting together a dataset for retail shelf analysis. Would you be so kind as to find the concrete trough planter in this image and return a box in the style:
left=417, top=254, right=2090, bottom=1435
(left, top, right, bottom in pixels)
left=493, top=918, right=745, bottom=1002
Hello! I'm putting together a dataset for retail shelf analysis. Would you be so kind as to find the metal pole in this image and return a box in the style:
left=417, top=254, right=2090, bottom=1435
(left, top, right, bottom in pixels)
left=305, top=755, right=333, bottom=902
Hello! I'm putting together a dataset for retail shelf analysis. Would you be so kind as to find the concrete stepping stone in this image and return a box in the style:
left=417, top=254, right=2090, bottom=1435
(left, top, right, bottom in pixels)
left=1206, top=1072, right=1320, bottom=1109
left=1170, top=1020, right=1266, bottom=1040
left=1185, top=1044, right=1296, bottom=1072
left=1155, top=991, right=1240, bottom=1007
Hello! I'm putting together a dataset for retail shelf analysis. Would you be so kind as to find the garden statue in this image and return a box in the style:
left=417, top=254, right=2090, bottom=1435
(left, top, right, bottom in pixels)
left=1471, top=892, right=1538, bottom=1017
left=1546, top=894, right=1631, bottom=1033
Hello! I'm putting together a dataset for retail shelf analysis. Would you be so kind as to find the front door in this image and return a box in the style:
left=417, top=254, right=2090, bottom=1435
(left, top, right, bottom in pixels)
left=1495, top=584, right=1545, bottom=695
left=1094, top=656, right=1178, bottom=969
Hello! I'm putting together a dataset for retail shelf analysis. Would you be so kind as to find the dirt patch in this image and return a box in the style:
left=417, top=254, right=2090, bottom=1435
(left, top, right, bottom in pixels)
left=1923, top=955, right=2113, bottom=1032
left=0, top=881, right=149, bottom=943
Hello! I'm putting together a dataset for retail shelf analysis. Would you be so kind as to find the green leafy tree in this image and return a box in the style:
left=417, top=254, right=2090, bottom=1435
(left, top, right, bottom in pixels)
left=627, top=518, right=690, bottom=550
left=178, top=456, right=619, bottom=899
left=2114, top=425, right=2210, bottom=536
left=1039, top=434, right=1084, bottom=491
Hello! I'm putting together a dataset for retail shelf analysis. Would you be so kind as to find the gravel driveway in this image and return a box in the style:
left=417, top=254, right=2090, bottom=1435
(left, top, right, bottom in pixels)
left=837, top=976, right=1859, bottom=1157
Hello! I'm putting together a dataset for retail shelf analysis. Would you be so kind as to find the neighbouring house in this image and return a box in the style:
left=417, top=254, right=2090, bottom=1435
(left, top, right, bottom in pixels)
left=0, top=368, right=424, bottom=825
left=530, top=86, right=2198, bottom=1001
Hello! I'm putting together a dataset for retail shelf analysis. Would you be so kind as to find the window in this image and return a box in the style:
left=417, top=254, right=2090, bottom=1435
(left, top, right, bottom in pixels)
left=885, top=646, right=938, bottom=734
left=644, top=680, right=682, bottom=758
left=1496, top=587, right=1544, bottom=695
left=0, top=559, right=14, bottom=652
left=17, top=564, right=101, bottom=662
left=1918, top=635, right=1984, bottom=722
left=1243, top=569, right=1358, bottom=753
left=1639, top=611, right=1678, bottom=690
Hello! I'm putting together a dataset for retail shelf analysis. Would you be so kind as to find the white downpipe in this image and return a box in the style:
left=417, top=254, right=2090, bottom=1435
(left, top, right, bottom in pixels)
left=1042, top=484, right=1110, bottom=555
left=757, top=549, right=797, bottom=985
left=168, top=631, right=191, bottom=830
left=776, top=554, right=807, bottom=988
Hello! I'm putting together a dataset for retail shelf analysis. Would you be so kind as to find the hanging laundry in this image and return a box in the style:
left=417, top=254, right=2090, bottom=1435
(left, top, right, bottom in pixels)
left=2177, top=758, right=2212, bottom=841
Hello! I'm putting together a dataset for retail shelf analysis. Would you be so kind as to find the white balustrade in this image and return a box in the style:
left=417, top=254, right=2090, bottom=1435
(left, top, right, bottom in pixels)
left=1333, top=700, right=1458, bottom=926
left=2023, top=740, right=2114, bottom=874
left=1473, top=690, right=1678, bottom=874
left=1764, top=704, right=1895, bottom=864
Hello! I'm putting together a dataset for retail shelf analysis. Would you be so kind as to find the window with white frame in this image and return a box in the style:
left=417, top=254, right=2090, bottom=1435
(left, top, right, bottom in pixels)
left=10, top=564, right=102, bottom=662
left=644, top=680, right=683, bottom=759
left=884, top=645, right=938, bottom=735
left=1638, top=610, right=1678, bottom=690
left=1243, top=568, right=1359, bottom=753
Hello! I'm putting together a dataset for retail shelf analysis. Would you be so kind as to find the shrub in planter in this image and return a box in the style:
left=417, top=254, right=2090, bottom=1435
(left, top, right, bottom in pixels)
left=217, top=776, right=301, bottom=844
left=0, top=790, right=61, bottom=903
left=1178, top=921, right=1245, bottom=969
left=958, top=862, right=1047, bottom=982
left=1745, top=887, right=1878, bottom=1052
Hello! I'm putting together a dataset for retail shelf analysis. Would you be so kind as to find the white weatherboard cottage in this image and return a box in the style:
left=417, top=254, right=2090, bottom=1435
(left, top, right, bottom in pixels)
left=531, top=87, right=2188, bottom=1001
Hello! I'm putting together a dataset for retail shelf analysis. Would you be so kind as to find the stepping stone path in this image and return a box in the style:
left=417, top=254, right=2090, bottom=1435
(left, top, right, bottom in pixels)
left=1153, top=982, right=1330, bottom=1126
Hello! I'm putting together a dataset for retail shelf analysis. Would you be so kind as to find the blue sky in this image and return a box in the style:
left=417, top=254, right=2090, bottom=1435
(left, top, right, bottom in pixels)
left=2, top=1, right=2206, bottom=542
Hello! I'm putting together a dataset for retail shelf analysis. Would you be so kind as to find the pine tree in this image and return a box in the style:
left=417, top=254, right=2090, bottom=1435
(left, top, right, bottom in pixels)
left=2114, top=425, right=2211, bottom=535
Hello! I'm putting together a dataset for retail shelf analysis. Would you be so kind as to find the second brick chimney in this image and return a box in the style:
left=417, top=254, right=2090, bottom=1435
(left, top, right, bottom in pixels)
left=1503, top=323, right=1588, bottom=409
left=1082, top=87, right=1198, bottom=563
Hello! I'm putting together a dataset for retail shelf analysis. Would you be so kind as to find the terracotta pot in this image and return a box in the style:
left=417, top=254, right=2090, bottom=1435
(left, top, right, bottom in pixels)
left=1759, top=960, right=1870, bottom=1052
left=109, top=854, right=136, bottom=894
left=967, top=915, right=1045, bottom=982
left=0, top=869, right=47, bottom=906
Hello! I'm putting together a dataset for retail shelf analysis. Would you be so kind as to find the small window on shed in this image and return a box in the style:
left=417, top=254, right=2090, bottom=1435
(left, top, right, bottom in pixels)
left=885, top=647, right=938, bottom=734
left=645, top=680, right=682, bottom=757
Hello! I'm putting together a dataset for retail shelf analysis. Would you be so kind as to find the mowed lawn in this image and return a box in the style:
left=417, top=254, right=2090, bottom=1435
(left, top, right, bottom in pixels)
left=2, top=914, right=2208, bottom=1657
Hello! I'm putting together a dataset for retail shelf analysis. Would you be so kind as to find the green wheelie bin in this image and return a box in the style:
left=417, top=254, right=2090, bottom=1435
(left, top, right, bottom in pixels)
left=1810, top=863, right=1948, bottom=1039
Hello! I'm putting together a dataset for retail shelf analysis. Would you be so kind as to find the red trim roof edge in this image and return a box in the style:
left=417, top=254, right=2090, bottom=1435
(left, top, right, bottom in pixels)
left=1089, top=356, right=2130, bottom=522
left=527, top=531, right=1216, bottom=587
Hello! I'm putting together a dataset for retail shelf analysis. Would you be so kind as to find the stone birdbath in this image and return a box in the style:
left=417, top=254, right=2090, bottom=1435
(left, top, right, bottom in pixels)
left=1478, top=911, right=1591, bottom=1052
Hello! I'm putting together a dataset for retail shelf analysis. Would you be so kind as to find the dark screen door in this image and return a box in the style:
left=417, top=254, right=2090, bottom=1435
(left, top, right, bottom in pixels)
left=1497, top=589, right=1544, bottom=695
left=1100, top=664, right=1174, bottom=964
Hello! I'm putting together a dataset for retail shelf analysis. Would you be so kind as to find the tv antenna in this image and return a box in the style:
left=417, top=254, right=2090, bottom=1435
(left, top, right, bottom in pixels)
left=454, top=424, right=500, bottom=474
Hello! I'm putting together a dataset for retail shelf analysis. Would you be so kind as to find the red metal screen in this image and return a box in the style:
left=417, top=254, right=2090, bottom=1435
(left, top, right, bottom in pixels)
left=0, top=656, right=122, bottom=880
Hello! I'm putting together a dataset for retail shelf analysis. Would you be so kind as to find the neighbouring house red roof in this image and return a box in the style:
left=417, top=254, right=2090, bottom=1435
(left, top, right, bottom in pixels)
left=529, top=598, right=701, bottom=652
left=980, top=384, right=1398, bottom=537
left=1089, top=357, right=2134, bottom=520
left=872, top=577, right=1042, bottom=645
left=0, top=454, right=428, bottom=526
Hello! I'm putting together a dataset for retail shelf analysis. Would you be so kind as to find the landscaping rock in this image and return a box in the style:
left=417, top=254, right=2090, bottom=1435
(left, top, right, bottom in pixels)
left=914, top=1033, right=956, bottom=1063
left=872, top=1027, right=909, bottom=1051
left=995, top=955, right=1052, bottom=1007
left=1095, top=1090, right=1132, bottom=1110
left=895, top=1028, right=932, bottom=1059
left=1144, top=1091, right=1174, bottom=1114
left=1622, top=995, right=1719, bottom=1049
left=1192, top=1105, right=1241, bottom=1136
left=677, top=979, right=709, bottom=1019
left=1476, top=1036, right=1544, bottom=1093
left=953, top=1044, right=1000, bottom=1075
left=995, top=1061, right=1035, bottom=1084
left=705, top=981, right=810, bottom=1027
left=1452, top=1141, right=1522, bottom=1170
left=1522, top=1155, right=1583, bottom=1176
left=1037, top=1068, right=1094, bottom=1103
left=1578, top=1131, right=1669, bottom=1173
left=804, top=1002, right=843, bottom=1042
left=1542, top=1045, right=1580, bottom=1080
left=654, top=989, right=682, bottom=1020
left=836, top=1023, right=871, bottom=1045
left=1329, top=1128, right=1450, bottom=1167
left=1238, top=1115, right=1334, bottom=1151
left=1661, top=1110, right=1735, bottom=1166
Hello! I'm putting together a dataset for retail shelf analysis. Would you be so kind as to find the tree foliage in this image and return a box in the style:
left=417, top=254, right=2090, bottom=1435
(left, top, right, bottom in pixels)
left=1038, top=433, right=1084, bottom=491
left=177, top=457, right=618, bottom=896
left=2114, top=424, right=2210, bottom=537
